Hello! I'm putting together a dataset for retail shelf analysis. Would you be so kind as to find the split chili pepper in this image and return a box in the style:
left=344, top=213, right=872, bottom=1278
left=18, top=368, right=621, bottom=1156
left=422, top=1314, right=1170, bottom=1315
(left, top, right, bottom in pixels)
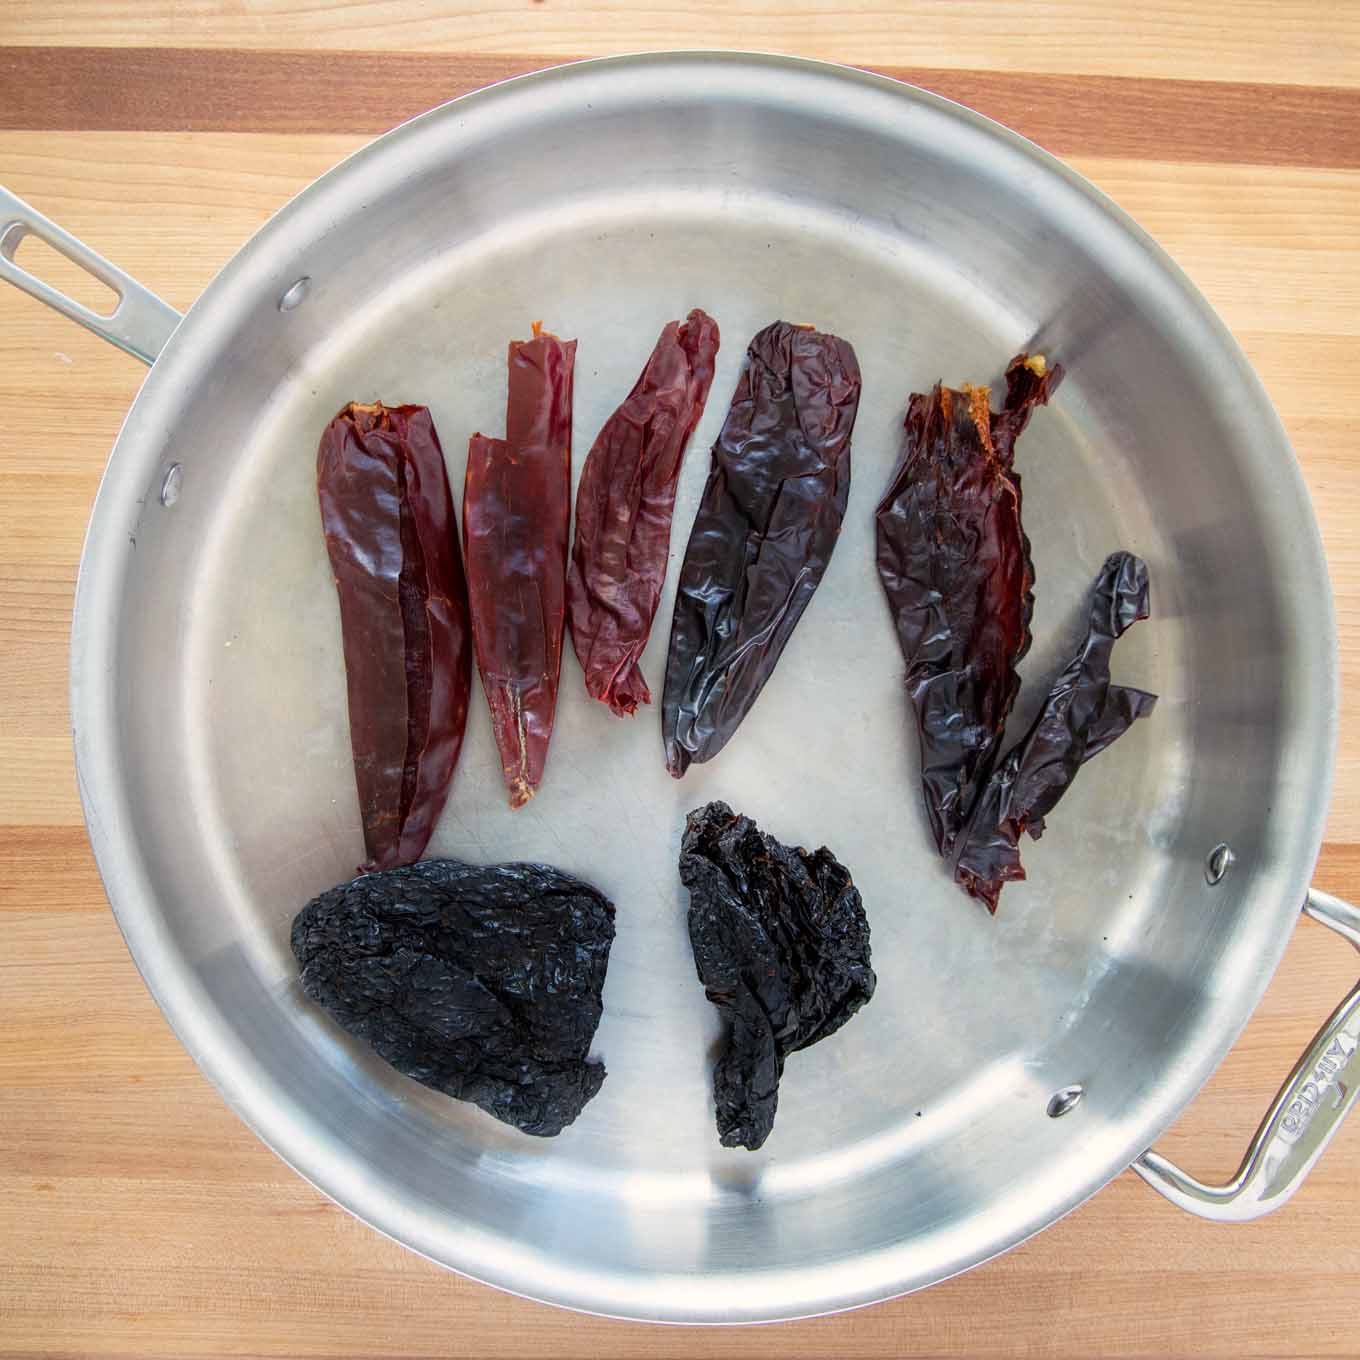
left=464, top=323, right=576, bottom=808
left=874, top=353, right=1064, bottom=859
left=317, top=402, right=472, bottom=871
left=951, top=551, right=1157, bottom=912
left=566, top=309, right=720, bottom=717
left=662, top=320, right=862, bottom=777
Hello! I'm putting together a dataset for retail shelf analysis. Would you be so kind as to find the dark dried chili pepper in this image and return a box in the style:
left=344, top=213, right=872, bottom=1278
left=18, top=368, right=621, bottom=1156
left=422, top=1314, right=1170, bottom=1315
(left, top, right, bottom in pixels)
left=874, top=353, right=1064, bottom=859
left=464, top=325, right=575, bottom=808
left=662, top=321, right=861, bottom=777
left=292, top=858, right=615, bottom=1137
left=317, top=402, right=472, bottom=871
left=681, top=801, right=875, bottom=1151
left=952, top=551, right=1156, bottom=911
left=567, top=309, right=720, bottom=717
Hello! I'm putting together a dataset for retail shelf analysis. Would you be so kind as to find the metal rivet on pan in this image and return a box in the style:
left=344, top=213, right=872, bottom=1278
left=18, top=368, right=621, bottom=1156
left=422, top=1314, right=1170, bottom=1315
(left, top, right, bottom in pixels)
left=1206, top=843, right=1236, bottom=885
left=159, top=462, right=182, bottom=507
left=1047, top=1085, right=1084, bottom=1119
left=278, top=276, right=311, bottom=311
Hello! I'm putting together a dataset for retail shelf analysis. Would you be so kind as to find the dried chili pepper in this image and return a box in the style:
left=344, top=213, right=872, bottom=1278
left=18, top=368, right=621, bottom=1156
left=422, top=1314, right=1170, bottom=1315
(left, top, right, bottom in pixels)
left=567, top=309, right=720, bottom=717
left=464, top=325, right=575, bottom=808
left=874, top=353, right=1064, bottom=859
left=662, top=321, right=861, bottom=777
left=681, top=801, right=875, bottom=1150
left=952, top=551, right=1157, bottom=911
left=317, top=402, right=472, bottom=871
left=292, top=858, right=615, bottom=1137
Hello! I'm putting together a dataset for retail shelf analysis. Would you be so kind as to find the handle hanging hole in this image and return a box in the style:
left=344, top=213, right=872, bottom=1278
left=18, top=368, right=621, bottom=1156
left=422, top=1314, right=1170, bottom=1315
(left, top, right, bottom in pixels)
left=7, top=228, right=121, bottom=317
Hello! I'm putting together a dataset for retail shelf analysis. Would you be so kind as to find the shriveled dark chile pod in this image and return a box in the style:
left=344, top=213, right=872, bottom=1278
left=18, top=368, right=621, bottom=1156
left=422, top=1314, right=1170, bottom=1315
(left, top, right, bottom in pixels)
left=874, top=353, right=1064, bottom=862
left=662, top=320, right=861, bottom=777
left=681, top=801, right=875, bottom=1151
left=951, top=551, right=1157, bottom=912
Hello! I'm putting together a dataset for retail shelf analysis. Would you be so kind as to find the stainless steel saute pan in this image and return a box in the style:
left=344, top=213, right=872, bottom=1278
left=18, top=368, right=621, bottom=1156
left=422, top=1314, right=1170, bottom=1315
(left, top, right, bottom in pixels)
left=3, top=53, right=1357, bottom=1323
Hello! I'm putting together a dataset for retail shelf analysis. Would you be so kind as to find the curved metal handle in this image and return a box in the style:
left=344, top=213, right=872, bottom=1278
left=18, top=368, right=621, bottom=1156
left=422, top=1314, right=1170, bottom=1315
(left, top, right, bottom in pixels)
left=1133, top=888, right=1360, bottom=1221
left=0, top=186, right=181, bottom=365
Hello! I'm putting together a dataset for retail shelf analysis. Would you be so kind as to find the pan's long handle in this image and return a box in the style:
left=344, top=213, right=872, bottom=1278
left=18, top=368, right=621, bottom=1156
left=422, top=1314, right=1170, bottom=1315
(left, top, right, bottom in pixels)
left=0, top=187, right=181, bottom=365
left=1134, top=888, right=1360, bottom=1222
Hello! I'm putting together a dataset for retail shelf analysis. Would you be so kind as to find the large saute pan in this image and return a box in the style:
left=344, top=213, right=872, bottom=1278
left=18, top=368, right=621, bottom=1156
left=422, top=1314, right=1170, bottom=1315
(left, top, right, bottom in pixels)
left=3, top=53, right=1357, bottom=1323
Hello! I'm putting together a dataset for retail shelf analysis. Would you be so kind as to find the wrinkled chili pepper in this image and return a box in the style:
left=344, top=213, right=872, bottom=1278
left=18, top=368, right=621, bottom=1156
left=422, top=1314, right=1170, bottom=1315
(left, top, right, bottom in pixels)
left=567, top=310, right=720, bottom=717
left=952, top=551, right=1157, bottom=912
left=874, top=353, right=1064, bottom=859
left=681, top=801, right=875, bottom=1150
left=464, top=324, right=575, bottom=808
left=662, top=321, right=862, bottom=777
left=317, top=402, right=472, bottom=871
left=292, top=858, right=615, bottom=1136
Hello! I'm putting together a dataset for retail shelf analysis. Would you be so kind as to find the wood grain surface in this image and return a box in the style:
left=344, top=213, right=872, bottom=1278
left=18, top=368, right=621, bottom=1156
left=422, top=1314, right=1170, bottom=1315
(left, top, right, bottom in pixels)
left=2, top=6, right=1358, bottom=1357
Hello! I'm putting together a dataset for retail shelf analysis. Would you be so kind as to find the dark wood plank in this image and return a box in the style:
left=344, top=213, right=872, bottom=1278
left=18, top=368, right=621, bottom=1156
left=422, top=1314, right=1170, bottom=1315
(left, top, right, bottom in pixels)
left=0, top=47, right=1356, bottom=169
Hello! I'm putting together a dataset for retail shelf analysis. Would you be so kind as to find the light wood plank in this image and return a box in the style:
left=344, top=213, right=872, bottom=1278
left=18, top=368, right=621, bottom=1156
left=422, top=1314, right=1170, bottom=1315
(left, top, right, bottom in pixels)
left=1071, top=159, right=1360, bottom=337
left=0, top=0, right=1356, bottom=88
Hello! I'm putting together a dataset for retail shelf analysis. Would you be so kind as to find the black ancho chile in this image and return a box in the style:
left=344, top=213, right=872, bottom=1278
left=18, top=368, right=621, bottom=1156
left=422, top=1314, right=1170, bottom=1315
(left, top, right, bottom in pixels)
left=292, top=858, right=615, bottom=1137
left=681, top=801, right=875, bottom=1151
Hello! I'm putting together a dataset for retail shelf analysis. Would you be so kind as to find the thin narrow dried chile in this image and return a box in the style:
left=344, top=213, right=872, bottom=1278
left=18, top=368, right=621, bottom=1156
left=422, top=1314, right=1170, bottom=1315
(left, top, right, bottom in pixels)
left=662, top=321, right=861, bottom=777
left=874, top=354, right=1064, bottom=859
left=567, top=309, right=720, bottom=716
left=317, top=402, right=472, bottom=871
left=952, top=551, right=1157, bottom=912
left=465, top=325, right=575, bottom=808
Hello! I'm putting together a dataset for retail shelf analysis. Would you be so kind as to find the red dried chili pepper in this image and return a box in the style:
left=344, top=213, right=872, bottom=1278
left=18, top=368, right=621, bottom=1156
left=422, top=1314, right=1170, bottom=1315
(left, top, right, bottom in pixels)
left=952, top=551, right=1157, bottom=912
left=566, top=309, right=720, bottom=717
left=874, top=353, right=1063, bottom=859
left=464, top=324, right=576, bottom=808
left=662, top=320, right=861, bottom=777
left=317, top=402, right=472, bottom=871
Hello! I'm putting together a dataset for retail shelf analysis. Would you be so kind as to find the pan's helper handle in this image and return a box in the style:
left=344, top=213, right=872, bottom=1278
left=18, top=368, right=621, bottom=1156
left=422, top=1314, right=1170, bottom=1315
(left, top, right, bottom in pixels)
left=0, top=187, right=181, bottom=365
left=1134, top=889, right=1360, bottom=1222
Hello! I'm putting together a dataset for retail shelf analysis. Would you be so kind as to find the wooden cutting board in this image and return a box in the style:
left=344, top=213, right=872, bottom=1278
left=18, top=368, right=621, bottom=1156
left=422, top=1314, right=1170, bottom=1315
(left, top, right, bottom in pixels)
left=2, top=5, right=1358, bottom=1356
